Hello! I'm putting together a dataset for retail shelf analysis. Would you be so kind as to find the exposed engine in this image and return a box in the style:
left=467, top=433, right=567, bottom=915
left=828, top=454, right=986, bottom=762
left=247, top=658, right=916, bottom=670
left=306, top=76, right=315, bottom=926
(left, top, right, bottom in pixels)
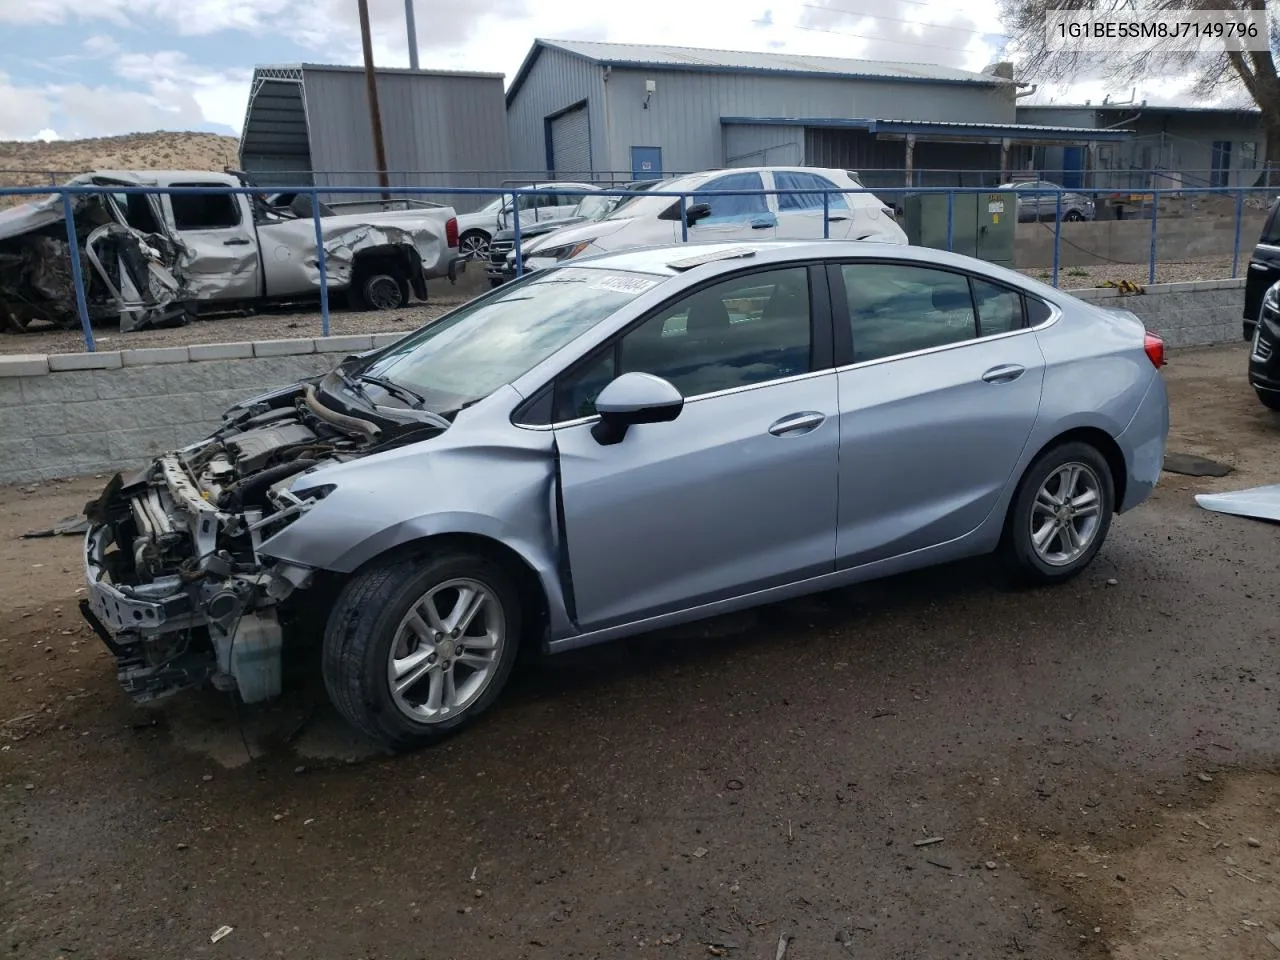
left=80, top=383, right=384, bottom=705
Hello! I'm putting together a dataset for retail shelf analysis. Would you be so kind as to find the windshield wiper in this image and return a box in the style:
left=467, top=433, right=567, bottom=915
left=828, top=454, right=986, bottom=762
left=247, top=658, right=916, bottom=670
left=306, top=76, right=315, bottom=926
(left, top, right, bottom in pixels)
left=359, top=374, right=427, bottom=409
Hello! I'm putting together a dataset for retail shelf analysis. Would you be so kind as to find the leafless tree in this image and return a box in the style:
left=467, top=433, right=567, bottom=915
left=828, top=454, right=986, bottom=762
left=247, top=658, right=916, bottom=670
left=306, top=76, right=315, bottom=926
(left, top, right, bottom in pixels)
left=999, top=0, right=1279, bottom=184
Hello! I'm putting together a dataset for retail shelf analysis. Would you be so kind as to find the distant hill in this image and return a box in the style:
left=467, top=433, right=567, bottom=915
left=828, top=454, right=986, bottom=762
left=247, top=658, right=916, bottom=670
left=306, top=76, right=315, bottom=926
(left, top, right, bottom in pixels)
left=0, top=132, right=240, bottom=206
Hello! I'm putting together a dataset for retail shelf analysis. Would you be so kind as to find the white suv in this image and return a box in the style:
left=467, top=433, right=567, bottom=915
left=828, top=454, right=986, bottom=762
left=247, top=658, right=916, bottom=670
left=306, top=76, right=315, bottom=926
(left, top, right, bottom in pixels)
left=509, top=167, right=904, bottom=272
left=454, top=182, right=600, bottom=260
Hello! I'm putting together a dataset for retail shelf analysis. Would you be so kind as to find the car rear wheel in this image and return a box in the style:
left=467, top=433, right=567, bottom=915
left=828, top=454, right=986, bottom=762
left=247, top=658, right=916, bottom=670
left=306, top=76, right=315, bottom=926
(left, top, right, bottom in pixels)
left=1257, top=389, right=1280, bottom=411
left=322, top=551, right=522, bottom=750
left=1063, top=209, right=1085, bottom=222
left=357, top=272, right=411, bottom=311
left=1001, top=441, right=1115, bottom=585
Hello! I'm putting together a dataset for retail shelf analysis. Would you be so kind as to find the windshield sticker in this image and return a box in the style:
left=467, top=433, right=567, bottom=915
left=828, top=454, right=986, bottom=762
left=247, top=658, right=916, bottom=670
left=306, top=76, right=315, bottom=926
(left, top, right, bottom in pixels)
left=589, top=275, right=659, bottom=295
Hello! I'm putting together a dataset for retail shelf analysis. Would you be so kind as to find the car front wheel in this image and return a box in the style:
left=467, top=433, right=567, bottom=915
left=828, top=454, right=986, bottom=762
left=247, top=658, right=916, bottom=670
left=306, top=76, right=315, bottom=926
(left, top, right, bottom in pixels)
left=322, top=551, right=522, bottom=750
left=1257, top=388, right=1280, bottom=411
left=1001, top=441, right=1115, bottom=584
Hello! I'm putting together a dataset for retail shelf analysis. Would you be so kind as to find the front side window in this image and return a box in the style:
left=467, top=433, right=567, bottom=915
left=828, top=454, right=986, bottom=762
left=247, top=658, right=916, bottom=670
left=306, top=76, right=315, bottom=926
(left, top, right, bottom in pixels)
left=692, top=172, right=769, bottom=222
left=842, top=263, right=978, bottom=363
left=169, top=183, right=240, bottom=230
left=774, top=171, right=849, bottom=211
left=366, top=267, right=664, bottom=415
left=554, top=267, right=812, bottom=420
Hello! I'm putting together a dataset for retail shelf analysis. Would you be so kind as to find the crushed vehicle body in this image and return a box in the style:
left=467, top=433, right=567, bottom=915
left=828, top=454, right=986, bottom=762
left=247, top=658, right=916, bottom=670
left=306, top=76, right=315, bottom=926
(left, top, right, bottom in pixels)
left=1, top=170, right=464, bottom=332
left=0, top=177, right=187, bottom=333
left=79, top=358, right=454, bottom=705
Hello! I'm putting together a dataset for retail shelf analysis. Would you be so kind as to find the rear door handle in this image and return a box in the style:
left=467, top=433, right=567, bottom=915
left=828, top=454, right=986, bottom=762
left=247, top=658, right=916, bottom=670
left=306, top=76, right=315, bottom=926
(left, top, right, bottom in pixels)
left=826, top=214, right=849, bottom=222
left=768, top=411, right=826, bottom=437
left=223, top=238, right=252, bottom=246
left=1250, top=263, right=1269, bottom=271
left=981, top=363, right=1025, bottom=384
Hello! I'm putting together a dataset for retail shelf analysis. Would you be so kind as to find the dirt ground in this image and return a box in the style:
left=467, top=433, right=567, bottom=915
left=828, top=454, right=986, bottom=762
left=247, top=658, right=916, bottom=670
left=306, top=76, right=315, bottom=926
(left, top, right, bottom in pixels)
left=2, top=342, right=1279, bottom=959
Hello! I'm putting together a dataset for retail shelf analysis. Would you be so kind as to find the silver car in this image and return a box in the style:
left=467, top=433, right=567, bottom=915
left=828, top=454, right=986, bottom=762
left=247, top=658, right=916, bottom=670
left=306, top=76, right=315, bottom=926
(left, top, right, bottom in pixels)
left=80, top=241, right=1169, bottom=749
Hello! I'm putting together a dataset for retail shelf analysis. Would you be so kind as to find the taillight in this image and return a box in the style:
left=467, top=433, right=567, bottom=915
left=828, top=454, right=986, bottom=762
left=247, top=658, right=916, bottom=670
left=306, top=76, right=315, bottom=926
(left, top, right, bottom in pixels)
left=1144, top=331, right=1166, bottom=368
left=445, top=216, right=458, bottom=248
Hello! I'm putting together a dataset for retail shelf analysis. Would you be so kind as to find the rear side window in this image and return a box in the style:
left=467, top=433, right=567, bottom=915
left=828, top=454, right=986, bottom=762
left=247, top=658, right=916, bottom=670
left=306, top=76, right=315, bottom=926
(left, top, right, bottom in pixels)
left=1261, top=200, right=1280, bottom=246
left=170, top=184, right=241, bottom=230
left=1025, top=296, right=1053, bottom=326
left=842, top=263, right=977, bottom=363
left=774, top=171, right=849, bottom=211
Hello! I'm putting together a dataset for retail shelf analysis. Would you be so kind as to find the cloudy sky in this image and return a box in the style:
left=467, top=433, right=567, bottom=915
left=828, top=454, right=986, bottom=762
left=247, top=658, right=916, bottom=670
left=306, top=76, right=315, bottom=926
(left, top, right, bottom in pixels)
left=0, top=0, right=1225, bottom=141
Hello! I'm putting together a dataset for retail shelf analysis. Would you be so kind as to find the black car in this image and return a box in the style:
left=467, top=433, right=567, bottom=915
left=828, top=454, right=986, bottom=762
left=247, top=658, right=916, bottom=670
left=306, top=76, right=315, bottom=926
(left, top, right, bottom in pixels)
left=485, top=179, right=662, bottom=286
left=1244, top=198, right=1280, bottom=410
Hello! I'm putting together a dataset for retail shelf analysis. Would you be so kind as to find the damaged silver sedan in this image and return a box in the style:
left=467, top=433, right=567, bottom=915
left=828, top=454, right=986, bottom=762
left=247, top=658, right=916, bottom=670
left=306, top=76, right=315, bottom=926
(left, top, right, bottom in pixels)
left=79, top=241, right=1169, bottom=750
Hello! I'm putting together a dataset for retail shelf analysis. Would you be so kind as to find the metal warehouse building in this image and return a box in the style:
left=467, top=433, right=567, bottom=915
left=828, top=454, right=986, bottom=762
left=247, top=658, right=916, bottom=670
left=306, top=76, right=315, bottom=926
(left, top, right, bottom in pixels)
left=505, top=40, right=1131, bottom=187
left=239, top=63, right=510, bottom=208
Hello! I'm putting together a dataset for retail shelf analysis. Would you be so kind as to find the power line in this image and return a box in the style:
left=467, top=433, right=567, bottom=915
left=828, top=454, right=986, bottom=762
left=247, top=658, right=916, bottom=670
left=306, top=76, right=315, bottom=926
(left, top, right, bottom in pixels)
left=800, top=2, right=1009, bottom=38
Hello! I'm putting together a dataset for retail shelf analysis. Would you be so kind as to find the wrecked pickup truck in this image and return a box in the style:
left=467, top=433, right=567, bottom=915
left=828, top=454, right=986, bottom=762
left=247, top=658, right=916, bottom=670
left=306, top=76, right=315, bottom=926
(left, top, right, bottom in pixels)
left=0, top=170, right=464, bottom=333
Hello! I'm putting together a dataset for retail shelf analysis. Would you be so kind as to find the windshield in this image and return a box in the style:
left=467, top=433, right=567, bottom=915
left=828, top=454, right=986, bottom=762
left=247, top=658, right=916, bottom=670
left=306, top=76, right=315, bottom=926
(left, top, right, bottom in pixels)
left=605, top=176, right=699, bottom=220
left=575, top=193, right=615, bottom=220
left=362, top=267, right=665, bottom=413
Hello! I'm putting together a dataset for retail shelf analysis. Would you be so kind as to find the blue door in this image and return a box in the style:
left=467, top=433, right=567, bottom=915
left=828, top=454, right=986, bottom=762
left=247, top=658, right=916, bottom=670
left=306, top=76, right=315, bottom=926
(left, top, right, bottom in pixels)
left=630, top=146, right=662, bottom=181
left=1062, top=147, right=1085, bottom=189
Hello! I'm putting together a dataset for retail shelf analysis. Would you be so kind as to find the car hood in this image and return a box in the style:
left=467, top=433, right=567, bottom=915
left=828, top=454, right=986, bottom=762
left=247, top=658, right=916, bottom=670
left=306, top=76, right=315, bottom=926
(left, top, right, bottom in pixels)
left=492, top=215, right=588, bottom=243
left=522, top=217, right=632, bottom=254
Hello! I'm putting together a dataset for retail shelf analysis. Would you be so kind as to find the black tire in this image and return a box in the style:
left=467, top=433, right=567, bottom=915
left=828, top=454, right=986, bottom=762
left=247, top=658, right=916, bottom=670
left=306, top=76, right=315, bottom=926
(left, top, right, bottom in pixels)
left=322, top=551, right=523, bottom=750
left=458, top=230, right=491, bottom=261
left=1257, top=389, right=1280, bottom=411
left=1000, top=441, right=1115, bottom=585
left=355, top=271, right=411, bottom=311
left=1063, top=209, right=1085, bottom=222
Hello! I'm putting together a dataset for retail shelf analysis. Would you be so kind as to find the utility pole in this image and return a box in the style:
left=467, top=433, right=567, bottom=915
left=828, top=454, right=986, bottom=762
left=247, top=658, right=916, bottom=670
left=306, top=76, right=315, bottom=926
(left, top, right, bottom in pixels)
left=357, top=0, right=391, bottom=198
left=404, top=0, right=420, bottom=70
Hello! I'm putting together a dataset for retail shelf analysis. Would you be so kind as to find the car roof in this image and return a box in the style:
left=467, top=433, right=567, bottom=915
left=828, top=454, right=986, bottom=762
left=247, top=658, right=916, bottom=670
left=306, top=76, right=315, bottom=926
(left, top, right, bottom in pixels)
left=570, top=239, right=1064, bottom=298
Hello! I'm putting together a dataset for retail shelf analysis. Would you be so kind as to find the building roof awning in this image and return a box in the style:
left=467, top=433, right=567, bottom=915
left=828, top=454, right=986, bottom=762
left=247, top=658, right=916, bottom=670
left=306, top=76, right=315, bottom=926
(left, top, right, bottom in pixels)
left=720, top=116, right=1134, bottom=143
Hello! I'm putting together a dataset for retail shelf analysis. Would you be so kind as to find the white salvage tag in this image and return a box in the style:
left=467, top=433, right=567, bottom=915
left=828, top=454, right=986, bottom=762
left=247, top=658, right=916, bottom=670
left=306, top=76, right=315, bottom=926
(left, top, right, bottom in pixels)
left=988, top=201, right=1005, bottom=214
left=590, top=275, right=658, bottom=294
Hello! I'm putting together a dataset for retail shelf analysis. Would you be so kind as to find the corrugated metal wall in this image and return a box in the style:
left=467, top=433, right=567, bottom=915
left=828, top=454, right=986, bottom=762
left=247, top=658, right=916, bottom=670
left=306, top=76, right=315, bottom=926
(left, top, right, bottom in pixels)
left=722, top=124, right=805, bottom=167
left=804, top=129, right=906, bottom=188
left=302, top=68, right=510, bottom=211
left=600, top=68, right=1014, bottom=173
left=505, top=47, right=606, bottom=178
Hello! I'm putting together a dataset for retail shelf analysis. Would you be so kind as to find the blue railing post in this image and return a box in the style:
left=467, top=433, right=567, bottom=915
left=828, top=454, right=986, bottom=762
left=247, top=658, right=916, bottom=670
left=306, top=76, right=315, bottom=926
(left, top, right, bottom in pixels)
left=1231, top=188, right=1244, bottom=278
left=310, top=189, right=330, bottom=337
left=1148, top=194, right=1159, bottom=286
left=513, top=201, right=523, bottom=277
left=679, top=194, right=689, bottom=242
left=1052, top=191, right=1062, bottom=288
left=822, top=191, right=830, bottom=239
left=946, top=191, right=954, bottom=252
left=61, top=192, right=95, bottom=352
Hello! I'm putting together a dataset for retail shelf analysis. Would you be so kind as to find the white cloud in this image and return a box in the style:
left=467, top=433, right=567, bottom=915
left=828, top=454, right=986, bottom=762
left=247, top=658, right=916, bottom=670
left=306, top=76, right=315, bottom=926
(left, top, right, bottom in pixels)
left=82, top=34, right=121, bottom=58
left=0, top=73, right=56, bottom=140
left=34, top=128, right=61, bottom=141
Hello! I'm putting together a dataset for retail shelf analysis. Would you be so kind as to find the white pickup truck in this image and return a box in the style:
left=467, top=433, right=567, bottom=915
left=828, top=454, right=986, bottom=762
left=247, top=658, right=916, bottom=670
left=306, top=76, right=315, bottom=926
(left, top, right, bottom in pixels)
left=0, top=170, right=463, bottom=333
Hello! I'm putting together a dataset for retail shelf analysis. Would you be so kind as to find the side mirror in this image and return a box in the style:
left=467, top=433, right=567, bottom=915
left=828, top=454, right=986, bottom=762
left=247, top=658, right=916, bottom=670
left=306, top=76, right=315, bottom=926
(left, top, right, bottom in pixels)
left=590, top=372, right=684, bottom=446
left=684, top=202, right=712, bottom=226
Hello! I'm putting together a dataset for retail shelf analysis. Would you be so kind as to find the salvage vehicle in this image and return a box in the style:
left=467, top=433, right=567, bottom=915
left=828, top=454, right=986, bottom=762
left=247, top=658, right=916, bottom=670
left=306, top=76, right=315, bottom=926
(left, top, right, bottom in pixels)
left=998, top=180, right=1096, bottom=222
left=506, top=167, right=906, bottom=278
left=486, top=180, right=662, bottom=286
left=452, top=182, right=600, bottom=261
left=0, top=170, right=463, bottom=332
left=79, top=240, right=1169, bottom=749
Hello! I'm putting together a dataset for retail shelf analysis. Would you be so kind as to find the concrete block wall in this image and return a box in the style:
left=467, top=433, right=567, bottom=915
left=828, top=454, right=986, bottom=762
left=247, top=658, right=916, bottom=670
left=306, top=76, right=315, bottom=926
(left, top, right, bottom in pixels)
left=1015, top=215, right=1267, bottom=269
left=1067, top=278, right=1246, bottom=349
left=0, top=333, right=406, bottom=486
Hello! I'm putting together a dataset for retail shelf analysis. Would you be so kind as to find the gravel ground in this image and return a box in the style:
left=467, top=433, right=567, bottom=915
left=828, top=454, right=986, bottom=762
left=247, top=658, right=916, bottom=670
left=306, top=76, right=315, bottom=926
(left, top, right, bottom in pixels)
left=0, top=256, right=1245, bottom=356
left=4, top=345, right=1280, bottom=960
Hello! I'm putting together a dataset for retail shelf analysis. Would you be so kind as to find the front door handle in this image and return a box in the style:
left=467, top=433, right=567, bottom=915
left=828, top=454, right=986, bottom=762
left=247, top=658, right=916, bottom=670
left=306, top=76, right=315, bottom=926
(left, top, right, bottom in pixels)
left=768, top=411, right=826, bottom=437
left=981, top=363, right=1025, bottom=384
left=826, top=214, right=849, bottom=222
left=1250, top=263, right=1269, bottom=271
left=223, top=238, right=252, bottom=246
left=750, top=218, right=773, bottom=230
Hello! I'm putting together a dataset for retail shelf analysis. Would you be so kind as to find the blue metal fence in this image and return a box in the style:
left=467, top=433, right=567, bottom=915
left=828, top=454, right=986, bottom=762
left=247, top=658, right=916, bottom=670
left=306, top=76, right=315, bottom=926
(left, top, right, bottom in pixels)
left=1, top=181, right=1275, bottom=354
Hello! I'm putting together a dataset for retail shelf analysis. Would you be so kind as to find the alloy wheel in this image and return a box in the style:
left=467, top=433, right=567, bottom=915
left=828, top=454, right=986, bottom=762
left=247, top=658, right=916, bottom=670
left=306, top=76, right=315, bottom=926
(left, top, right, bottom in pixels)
left=1029, top=462, right=1103, bottom=566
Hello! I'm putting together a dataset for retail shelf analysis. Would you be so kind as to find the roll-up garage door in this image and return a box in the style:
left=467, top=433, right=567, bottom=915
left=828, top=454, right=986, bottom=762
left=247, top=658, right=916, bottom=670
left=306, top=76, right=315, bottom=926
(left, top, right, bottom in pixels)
left=550, top=105, right=590, bottom=177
